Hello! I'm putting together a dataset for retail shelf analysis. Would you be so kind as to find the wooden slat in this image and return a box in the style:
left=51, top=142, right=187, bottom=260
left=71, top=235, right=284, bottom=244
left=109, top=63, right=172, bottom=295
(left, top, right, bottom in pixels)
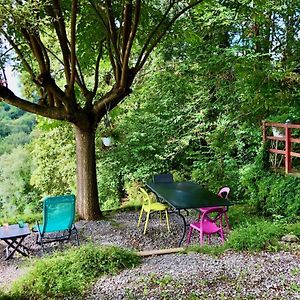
left=290, top=138, right=300, bottom=143
left=266, top=136, right=300, bottom=143
left=266, top=136, right=285, bottom=141
left=264, top=122, right=286, bottom=128
left=285, top=124, right=300, bottom=129
left=137, top=247, right=184, bottom=257
left=264, top=122, right=300, bottom=129
left=269, top=149, right=285, bottom=155
left=290, top=152, right=300, bottom=158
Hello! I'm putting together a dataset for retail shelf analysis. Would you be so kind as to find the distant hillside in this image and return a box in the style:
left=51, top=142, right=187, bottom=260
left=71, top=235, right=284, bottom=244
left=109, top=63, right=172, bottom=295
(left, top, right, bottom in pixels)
left=0, top=103, right=36, bottom=154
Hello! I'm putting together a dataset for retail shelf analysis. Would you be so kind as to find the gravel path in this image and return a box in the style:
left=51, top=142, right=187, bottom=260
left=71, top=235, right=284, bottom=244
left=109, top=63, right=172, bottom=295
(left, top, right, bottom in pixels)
left=85, top=251, right=300, bottom=300
left=1, top=210, right=300, bottom=299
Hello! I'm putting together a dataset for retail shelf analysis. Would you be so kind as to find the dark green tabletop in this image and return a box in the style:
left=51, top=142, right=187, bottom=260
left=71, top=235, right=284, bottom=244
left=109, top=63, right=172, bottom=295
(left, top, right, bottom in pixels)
left=146, top=182, right=232, bottom=209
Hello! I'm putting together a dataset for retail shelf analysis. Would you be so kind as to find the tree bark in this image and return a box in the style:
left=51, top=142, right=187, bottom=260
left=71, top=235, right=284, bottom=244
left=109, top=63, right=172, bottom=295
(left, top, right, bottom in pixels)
left=74, top=124, right=102, bottom=220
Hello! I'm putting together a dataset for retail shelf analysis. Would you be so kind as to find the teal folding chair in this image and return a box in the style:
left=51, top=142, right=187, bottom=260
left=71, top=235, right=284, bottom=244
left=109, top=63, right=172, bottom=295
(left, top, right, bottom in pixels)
left=34, top=194, right=79, bottom=252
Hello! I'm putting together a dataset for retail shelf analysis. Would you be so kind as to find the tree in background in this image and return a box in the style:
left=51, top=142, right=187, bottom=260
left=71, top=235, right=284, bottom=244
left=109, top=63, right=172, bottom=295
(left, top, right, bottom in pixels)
left=93, top=0, right=300, bottom=215
left=0, top=0, right=202, bottom=220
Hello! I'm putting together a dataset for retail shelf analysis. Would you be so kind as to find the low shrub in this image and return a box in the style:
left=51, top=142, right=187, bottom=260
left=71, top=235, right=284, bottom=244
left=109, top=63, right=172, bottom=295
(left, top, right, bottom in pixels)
left=10, top=244, right=140, bottom=299
left=285, top=222, right=300, bottom=237
left=227, top=204, right=265, bottom=229
left=240, top=160, right=300, bottom=221
left=226, top=220, right=285, bottom=251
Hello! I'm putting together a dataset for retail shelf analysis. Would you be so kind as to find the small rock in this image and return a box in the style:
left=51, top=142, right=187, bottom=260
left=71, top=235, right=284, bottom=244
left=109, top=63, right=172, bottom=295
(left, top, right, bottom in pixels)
left=281, top=234, right=299, bottom=243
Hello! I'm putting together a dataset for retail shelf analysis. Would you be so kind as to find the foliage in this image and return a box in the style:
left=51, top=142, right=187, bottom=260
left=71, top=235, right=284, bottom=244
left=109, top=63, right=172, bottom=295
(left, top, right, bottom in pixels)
left=96, top=154, right=123, bottom=211
left=227, top=204, right=265, bottom=229
left=285, top=222, right=300, bottom=237
left=0, top=132, right=32, bottom=156
left=0, top=146, right=40, bottom=221
left=10, top=244, right=140, bottom=300
left=92, top=0, right=300, bottom=213
left=239, top=159, right=300, bottom=220
left=0, top=103, right=35, bottom=155
left=30, top=119, right=76, bottom=196
left=0, top=103, right=35, bottom=136
left=225, top=220, right=285, bottom=251
left=0, top=211, right=41, bottom=227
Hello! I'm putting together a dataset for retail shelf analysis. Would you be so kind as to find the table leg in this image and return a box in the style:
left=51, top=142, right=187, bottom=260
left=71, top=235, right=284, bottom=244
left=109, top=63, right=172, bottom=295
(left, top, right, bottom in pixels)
left=170, top=209, right=188, bottom=247
left=3, top=237, right=29, bottom=259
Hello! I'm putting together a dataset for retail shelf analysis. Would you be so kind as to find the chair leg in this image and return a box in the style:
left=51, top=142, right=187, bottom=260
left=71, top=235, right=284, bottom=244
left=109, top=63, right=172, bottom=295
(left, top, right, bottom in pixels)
left=159, top=211, right=162, bottom=224
left=224, top=212, right=231, bottom=230
left=200, top=230, right=204, bottom=246
left=143, top=211, right=150, bottom=234
left=165, top=210, right=170, bottom=232
left=187, top=227, right=193, bottom=244
left=220, top=229, right=225, bottom=244
left=72, top=227, right=80, bottom=246
left=40, top=237, right=45, bottom=253
left=197, top=211, right=201, bottom=221
left=137, top=208, right=143, bottom=227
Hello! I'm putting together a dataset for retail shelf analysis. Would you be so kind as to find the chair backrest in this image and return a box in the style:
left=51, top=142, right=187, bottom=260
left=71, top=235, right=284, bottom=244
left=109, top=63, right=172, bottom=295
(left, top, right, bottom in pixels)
left=218, top=187, right=230, bottom=199
left=153, top=173, right=174, bottom=183
left=42, top=194, right=76, bottom=234
left=202, top=207, right=225, bottom=227
left=139, top=188, right=151, bottom=207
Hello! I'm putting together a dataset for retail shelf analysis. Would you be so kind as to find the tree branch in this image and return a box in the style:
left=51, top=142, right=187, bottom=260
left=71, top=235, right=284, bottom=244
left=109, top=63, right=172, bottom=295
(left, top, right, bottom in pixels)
left=0, top=29, right=37, bottom=84
left=92, top=85, right=131, bottom=118
left=88, top=0, right=109, bottom=33
left=120, top=0, right=141, bottom=87
left=92, top=42, right=104, bottom=96
left=107, top=39, right=120, bottom=82
left=135, top=1, right=175, bottom=68
left=68, top=0, right=78, bottom=94
left=0, top=86, right=71, bottom=121
left=121, top=2, right=133, bottom=59
left=46, top=0, right=71, bottom=82
left=105, top=0, right=122, bottom=66
left=136, top=0, right=204, bottom=72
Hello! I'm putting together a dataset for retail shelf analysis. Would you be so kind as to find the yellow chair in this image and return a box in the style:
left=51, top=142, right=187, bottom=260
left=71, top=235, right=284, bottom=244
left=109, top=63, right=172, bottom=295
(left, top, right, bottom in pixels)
left=137, top=187, right=170, bottom=234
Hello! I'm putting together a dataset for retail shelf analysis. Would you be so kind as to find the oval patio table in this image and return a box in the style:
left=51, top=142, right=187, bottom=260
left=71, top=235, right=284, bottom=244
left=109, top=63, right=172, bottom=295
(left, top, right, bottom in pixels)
left=146, top=181, right=232, bottom=246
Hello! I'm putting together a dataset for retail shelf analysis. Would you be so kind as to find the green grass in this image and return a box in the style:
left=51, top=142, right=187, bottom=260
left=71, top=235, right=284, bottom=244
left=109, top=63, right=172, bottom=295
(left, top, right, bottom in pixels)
left=8, top=244, right=140, bottom=300
left=183, top=244, right=227, bottom=256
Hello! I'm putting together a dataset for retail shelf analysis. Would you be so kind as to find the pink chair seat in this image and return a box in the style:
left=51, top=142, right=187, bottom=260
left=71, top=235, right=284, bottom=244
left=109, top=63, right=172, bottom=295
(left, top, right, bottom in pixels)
left=190, top=220, right=220, bottom=235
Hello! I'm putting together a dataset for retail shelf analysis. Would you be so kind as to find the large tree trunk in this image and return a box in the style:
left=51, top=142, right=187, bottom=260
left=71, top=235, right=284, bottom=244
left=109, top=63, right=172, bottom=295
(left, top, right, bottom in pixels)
left=74, top=125, right=102, bottom=220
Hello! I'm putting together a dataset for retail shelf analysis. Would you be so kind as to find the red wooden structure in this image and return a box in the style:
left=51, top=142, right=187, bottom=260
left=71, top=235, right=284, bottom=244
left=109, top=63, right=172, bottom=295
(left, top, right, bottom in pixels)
left=262, top=121, right=300, bottom=174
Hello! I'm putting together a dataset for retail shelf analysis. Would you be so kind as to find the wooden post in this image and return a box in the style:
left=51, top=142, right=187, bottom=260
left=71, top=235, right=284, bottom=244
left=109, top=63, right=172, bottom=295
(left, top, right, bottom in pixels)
left=262, top=121, right=266, bottom=143
left=285, top=124, right=291, bottom=174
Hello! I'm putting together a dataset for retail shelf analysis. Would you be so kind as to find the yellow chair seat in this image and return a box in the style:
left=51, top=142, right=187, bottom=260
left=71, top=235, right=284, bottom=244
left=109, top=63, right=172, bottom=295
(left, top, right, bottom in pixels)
left=143, top=202, right=168, bottom=212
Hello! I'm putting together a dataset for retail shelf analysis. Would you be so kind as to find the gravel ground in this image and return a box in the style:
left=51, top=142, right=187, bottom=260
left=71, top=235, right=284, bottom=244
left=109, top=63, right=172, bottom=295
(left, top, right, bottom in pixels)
left=1, top=210, right=300, bottom=299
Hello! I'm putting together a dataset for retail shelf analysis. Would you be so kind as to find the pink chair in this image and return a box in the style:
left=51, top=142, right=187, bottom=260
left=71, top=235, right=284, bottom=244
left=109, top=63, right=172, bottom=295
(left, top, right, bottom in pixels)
left=198, top=187, right=231, bottom=229
left=187, top=207, right=225, bottom=245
